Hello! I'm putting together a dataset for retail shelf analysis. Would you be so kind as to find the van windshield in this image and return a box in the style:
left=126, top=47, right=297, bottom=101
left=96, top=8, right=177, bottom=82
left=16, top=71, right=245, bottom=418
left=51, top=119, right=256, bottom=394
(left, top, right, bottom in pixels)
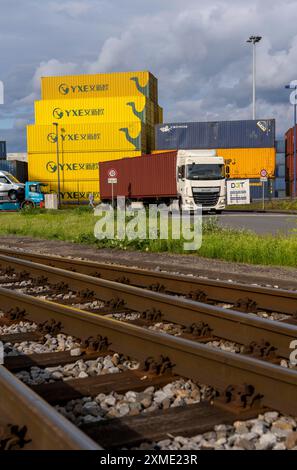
left=6, top=173, right=20, bottom=184
left=186, top=164, right=225, bottom=180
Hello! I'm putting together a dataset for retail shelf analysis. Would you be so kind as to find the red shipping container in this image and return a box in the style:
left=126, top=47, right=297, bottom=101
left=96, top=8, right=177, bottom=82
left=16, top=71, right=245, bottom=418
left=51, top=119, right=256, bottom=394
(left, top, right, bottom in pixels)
left=285, top=128, right=292, bottom=155
left=99, top=151, right=178, bottom=200
left=285, top=126, right=297, bottom=156
left=289, top=180, right=297, bottom=196
left=286, top=152, right=297, bottom=196
left=286, top=153, right=297, bottom=179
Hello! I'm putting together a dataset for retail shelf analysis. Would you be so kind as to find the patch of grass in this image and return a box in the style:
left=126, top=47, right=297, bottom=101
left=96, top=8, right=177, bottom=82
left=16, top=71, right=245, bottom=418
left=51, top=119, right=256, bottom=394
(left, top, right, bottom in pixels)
left=0, top=209, right=297, bottom=267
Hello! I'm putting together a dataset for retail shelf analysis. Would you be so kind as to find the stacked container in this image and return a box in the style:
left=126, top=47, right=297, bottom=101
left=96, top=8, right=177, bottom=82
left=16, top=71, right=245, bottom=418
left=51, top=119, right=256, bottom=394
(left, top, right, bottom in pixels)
left=0, top=160, right=28, bottom=182
left=0, top=141, right=6, bottom=160
left=285, top=127, right=297, bottom=196
left=274, top=140, right=286, bottom=198
left=155, top=120, right=276, bottom=185
left=27, top=71, right=163, bottom=203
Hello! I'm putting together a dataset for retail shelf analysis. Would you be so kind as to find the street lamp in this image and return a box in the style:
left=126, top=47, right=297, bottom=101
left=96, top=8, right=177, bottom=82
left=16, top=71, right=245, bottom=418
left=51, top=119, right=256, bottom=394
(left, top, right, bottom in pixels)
left=246, top=35, right=262, bottom=120
left=285, top=84, right=297, bottom=198
left=52, top=122, right=61, bottom=208
left=61, top=128, right=65, bottom=194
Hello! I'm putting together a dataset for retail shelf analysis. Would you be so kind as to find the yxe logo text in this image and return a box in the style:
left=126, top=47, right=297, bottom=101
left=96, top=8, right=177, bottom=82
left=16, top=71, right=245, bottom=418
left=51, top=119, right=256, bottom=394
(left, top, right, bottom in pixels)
left=52, top=107, right=104, bottom=119
left=58, top=83, right=109, bottom=95
left=47, top=133, right=100, bottom=143
left=46, top=161, right=99, bottom=173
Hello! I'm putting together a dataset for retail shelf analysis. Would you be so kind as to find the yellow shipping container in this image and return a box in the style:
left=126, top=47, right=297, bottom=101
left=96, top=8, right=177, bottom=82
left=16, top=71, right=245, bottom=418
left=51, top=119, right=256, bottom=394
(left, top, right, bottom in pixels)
left=38, top=180, right=101, bottom=203
left=41, top=71, right=158, bottom=103
left=217, top=148, right=275, bottom=179
left=152, top=148, right=276, bottom=179
left=150, top=103, right=163, bottom=125
left=28, top=150, right=141, bottom=191
left=156, top=105, right=163, bottom=125
left=27, top=121, right=147, bottom=154
left=34, top=96, right=156, bottom=127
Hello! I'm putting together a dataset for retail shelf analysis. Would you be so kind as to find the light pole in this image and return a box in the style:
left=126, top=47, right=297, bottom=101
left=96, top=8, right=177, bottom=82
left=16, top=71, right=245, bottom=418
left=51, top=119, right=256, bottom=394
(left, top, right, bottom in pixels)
left=247, top=35, right=262, bottom=120
left=285, top=84, right=297, bottom=198
left=53, top=122, right=61, bottom=208
left=61, top=127, right=65, bottom=194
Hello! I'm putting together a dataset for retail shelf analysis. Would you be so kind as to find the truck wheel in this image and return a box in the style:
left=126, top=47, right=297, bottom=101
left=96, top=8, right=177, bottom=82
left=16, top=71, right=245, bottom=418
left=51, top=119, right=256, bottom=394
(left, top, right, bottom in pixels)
left=21, top=200, right=35, bottom=210
left=8, top=189, right=18, bottom=201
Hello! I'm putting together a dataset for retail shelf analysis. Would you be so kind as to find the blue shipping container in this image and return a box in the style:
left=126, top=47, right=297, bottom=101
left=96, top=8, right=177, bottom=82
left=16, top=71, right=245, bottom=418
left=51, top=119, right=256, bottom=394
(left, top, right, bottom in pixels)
left=275, top=164, right=285, bottom=178
left=156, top=119, right=275, bottom=150
left=0, top=160, right=28, bottom=182
left=275, top=140, right=285, bottom=154
left=248, top=178, right=275, bottom=200
left=276, top=152, right=286, bottom=166
left=275, top=190, right=287, bottom=198
left=275, top=178, right=286, bottom=191
left=0, top=141, right=6, bottom=159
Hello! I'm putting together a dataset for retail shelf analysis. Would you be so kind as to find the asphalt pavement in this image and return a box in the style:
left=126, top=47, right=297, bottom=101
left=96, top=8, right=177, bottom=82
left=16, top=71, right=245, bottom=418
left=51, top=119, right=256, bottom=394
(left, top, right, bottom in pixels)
left=208, top=213, right=297, bottom=235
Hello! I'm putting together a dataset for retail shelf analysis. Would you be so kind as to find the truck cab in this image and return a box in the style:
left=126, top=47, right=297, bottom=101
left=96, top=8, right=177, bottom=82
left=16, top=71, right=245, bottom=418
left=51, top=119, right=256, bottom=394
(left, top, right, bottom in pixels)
left=22, top=182, right=47, bottom=208
left=0, top=179, right=47, bottom=210
left=177, top=150, right=226, bottom=213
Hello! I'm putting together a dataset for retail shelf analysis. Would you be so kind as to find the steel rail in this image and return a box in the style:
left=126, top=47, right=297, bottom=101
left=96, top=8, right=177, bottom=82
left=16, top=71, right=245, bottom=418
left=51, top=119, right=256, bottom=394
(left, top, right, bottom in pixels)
left=0, top=286, right=296, bottom=416
left=2, top=246, right=297, bottom=290
left=0, top=365, right=101, bottom=450
left=0, top=254, right=296, bottom=359
left=0, top=248, right=296, bottom=315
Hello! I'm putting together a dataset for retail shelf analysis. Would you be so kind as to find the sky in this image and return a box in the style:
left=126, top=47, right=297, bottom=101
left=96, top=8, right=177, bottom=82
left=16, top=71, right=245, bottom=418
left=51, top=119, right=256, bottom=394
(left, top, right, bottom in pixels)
left=0, top=0, right=296, bottom=152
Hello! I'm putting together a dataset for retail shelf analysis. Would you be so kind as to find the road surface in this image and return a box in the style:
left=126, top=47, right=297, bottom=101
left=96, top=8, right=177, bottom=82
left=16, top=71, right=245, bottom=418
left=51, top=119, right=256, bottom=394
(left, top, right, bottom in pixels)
left=208, top=213, right=297, bottom=235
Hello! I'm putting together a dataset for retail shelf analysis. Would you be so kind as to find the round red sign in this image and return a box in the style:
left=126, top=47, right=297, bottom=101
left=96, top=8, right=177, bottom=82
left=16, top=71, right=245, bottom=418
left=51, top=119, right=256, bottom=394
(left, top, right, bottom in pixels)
left=260, top=169, right=268, bottom=178
left=108, top=169, right=117, bottom=178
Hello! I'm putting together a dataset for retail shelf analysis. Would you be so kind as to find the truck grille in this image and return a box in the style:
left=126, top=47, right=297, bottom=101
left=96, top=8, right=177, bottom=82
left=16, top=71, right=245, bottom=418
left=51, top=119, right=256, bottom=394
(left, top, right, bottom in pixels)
left=192, top=188, right=220, bottom=207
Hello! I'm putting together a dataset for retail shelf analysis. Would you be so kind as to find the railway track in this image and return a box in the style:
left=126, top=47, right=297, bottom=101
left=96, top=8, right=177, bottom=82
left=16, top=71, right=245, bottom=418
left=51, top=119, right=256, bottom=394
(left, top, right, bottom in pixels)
left=0, top=364, right=100, bottom=450
left=0, top=247, right=296, bottom=321
left=0, top=249, right=296, bottom=449
left=1, top=285, right=297, bottom=449
left=0, top=251, right=296, bottom=359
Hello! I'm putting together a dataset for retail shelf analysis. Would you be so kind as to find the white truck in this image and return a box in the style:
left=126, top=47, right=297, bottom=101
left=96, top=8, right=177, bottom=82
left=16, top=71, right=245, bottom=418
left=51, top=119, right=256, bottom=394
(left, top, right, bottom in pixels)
left=99, top=149, right=226, bottom=213
left=0, top=171, right=25, bottom=201
left=176, top=149, right=226, bottom=212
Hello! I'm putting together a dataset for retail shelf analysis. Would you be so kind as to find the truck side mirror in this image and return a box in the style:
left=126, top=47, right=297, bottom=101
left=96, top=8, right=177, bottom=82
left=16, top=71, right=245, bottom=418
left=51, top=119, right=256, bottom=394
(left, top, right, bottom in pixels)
left=178, top=166, right=185, bottom=180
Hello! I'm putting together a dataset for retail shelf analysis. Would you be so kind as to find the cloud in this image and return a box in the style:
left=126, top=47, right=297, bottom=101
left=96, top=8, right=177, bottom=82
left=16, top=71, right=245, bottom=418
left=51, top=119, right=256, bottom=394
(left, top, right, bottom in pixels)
left=49, top=1, right=93, bottom=18
left=18, top=59, right=79, bottom=106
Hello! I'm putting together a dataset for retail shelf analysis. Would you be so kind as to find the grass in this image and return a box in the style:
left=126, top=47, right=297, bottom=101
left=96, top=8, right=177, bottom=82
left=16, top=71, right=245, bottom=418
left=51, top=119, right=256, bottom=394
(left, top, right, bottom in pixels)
left=226, top=199, right=297, bottom=211
left=0, top=207, right=297, bottom=267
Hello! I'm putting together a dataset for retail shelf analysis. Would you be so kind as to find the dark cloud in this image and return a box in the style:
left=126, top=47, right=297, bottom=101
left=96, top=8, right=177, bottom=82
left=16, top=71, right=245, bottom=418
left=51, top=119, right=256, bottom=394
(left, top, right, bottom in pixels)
left=0, top=0, right=296, bottom=151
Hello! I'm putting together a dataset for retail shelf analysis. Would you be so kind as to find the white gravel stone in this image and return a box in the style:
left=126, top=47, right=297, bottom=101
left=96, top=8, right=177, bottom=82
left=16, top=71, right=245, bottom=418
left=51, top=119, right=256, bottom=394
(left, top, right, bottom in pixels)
left=255, top=432, right=277, bottom=450
left=16, top=353, right=138, bottom=386
left=251, top=421, right=267, bottom=435
left=131, top=411, right=297, bottom=451
left=55, top=379, right=213, bottom=427
left=70, top=348, right=82, bottom=357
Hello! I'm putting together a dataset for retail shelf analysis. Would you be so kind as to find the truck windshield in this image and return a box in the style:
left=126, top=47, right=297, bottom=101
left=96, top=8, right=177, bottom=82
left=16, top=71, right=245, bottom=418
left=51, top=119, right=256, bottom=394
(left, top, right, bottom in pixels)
left=6, top=173, right=20, bottom=184
left=186, top=164, right=225, bottom=180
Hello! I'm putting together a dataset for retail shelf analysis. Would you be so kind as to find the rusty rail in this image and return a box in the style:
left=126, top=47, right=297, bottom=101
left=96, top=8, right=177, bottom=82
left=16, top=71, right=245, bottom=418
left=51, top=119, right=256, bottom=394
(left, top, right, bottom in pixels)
left=0, top=365, right=101, bottom=450
left=0, top=254, right=296, bottom=359
left=0, top=247, right=296, bottom=315
left=0, top=285, right=297, bottom=416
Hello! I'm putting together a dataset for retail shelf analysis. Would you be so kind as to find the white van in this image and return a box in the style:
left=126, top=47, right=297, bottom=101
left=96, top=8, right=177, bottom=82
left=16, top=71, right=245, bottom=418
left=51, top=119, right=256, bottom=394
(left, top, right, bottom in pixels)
left=0, top=171, right=25, bottom=201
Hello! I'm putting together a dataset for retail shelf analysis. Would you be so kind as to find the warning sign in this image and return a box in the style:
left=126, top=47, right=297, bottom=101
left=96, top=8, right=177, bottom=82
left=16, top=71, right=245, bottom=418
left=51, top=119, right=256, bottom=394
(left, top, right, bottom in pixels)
left=108, top=169, right=117, bottom=178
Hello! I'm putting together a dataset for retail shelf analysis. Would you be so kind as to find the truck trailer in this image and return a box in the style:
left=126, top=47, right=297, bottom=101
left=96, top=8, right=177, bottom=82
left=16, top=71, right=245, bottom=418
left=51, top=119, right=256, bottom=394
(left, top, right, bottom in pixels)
left=99, top=150, right=226, bottom=212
